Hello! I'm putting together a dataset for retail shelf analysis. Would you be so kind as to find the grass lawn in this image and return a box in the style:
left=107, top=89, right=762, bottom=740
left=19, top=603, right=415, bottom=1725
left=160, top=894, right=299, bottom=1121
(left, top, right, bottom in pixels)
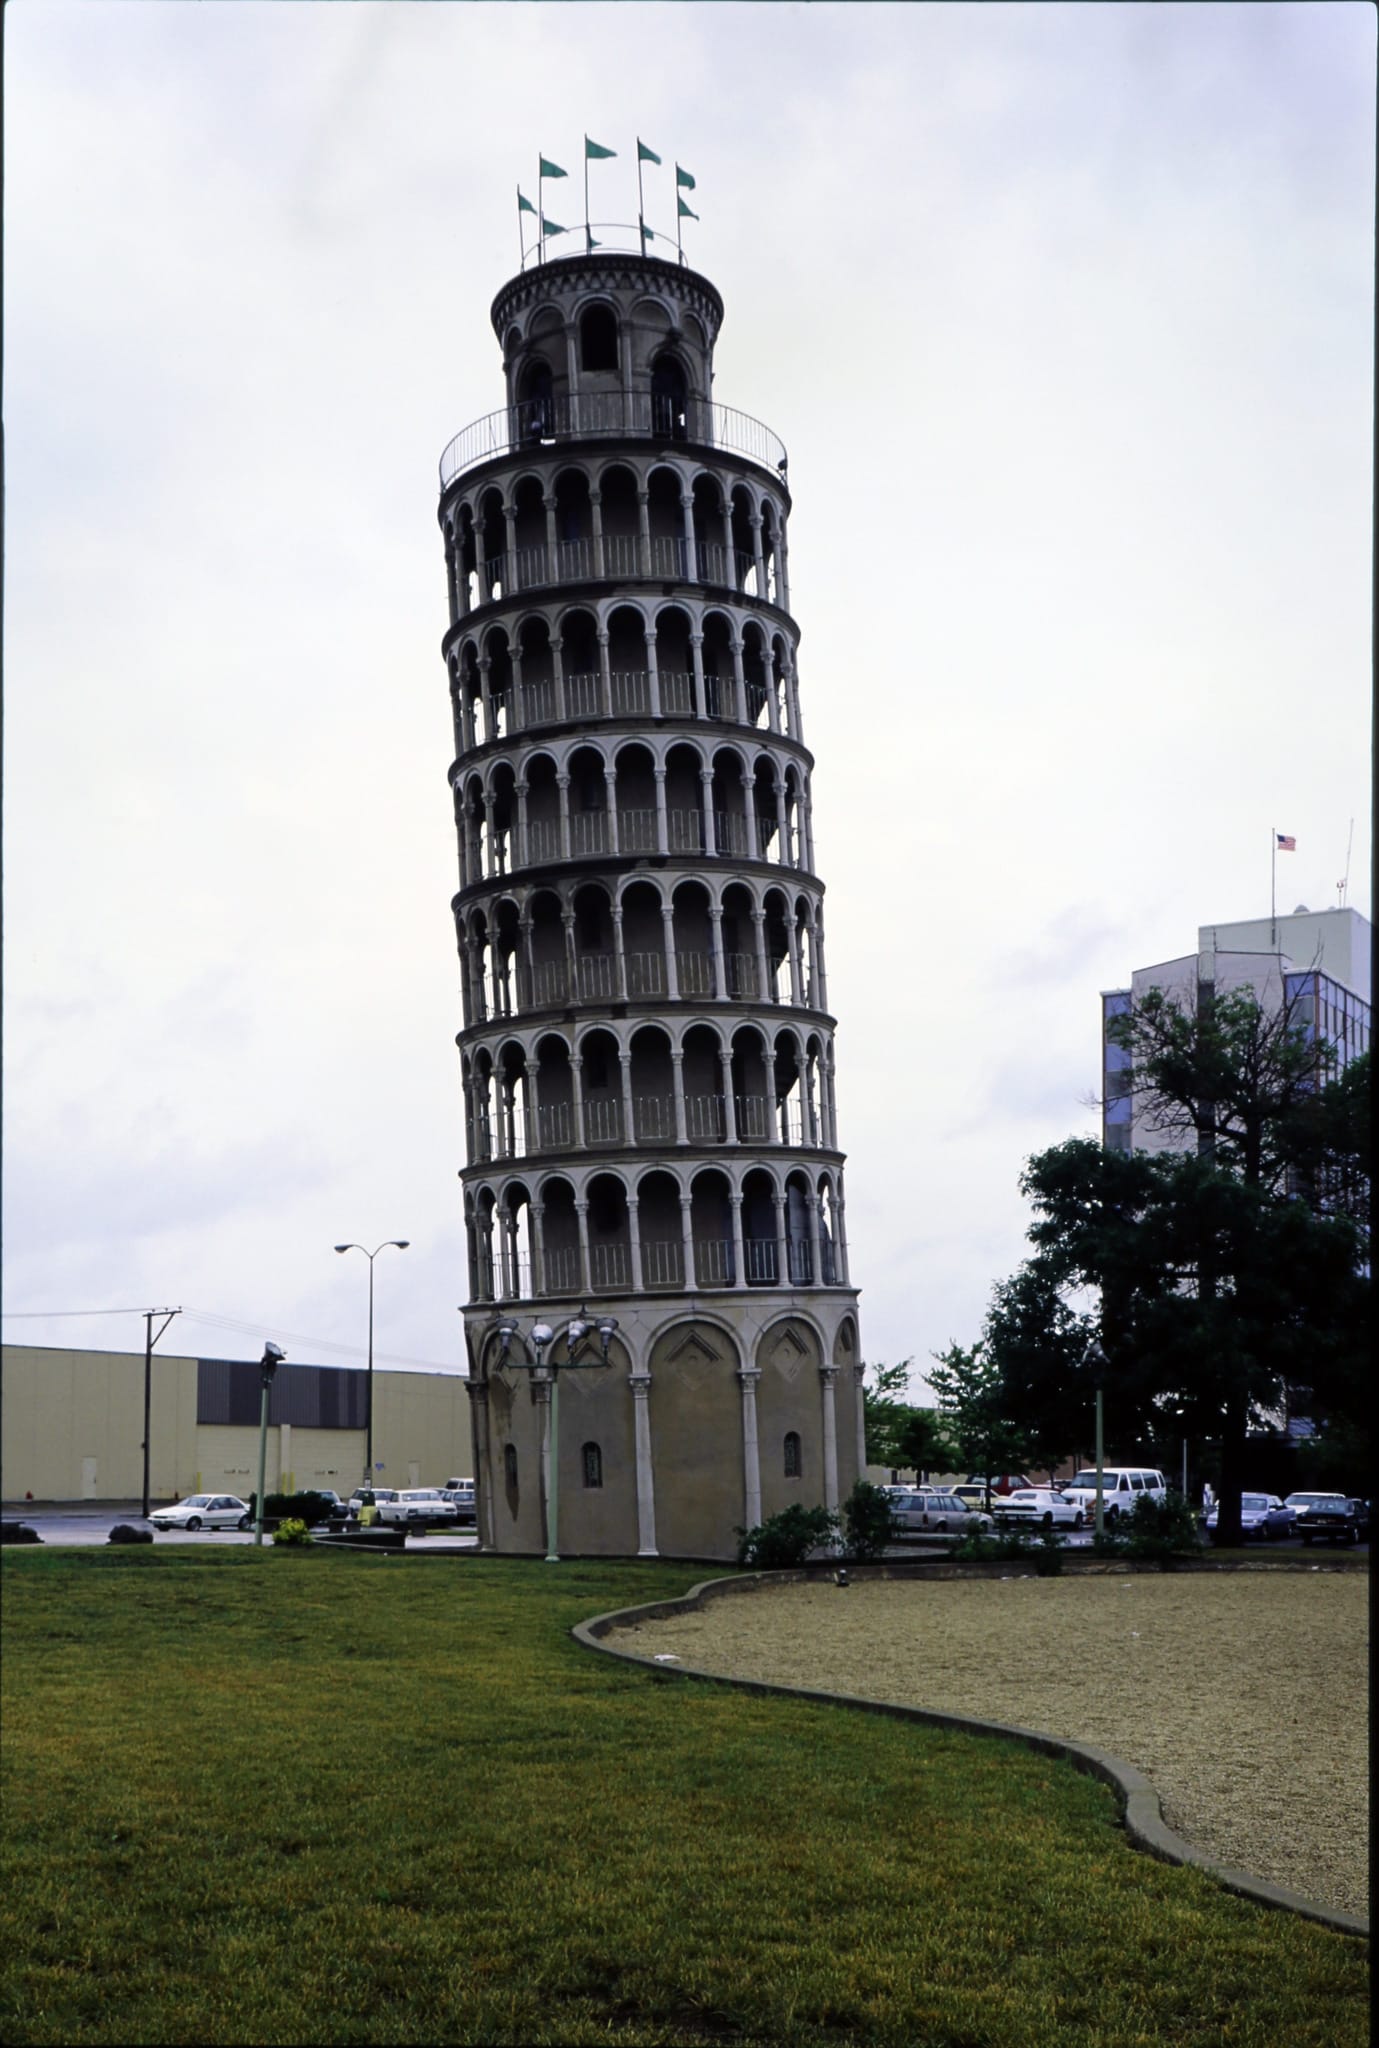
left=1, top=1549, right=1368, bottom=2047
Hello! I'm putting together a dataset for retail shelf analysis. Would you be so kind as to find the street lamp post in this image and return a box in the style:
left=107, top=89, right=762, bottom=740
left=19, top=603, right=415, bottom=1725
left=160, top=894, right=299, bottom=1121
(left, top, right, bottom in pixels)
left=1083, top=1338, right=1108, bottom=1539
left=335, top=1240, right=410, bottom=1488
left=254, top=1344, right=286, bottom=1546
left=495, top=1312, right=619, bottom=1560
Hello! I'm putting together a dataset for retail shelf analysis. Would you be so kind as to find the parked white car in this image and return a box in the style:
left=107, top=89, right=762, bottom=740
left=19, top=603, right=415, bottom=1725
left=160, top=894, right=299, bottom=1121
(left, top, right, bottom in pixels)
left=991, top=1488, right=1085, bottom=1530
left=148, top=1494, right=251, bottom=1532
left=377, top=1488, right=460, bottom=1526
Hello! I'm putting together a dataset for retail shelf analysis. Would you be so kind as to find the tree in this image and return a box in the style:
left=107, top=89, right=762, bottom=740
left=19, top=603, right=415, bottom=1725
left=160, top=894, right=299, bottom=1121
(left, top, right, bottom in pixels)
left=894, top=1407, right=959, bottom=1481
left=987, top=1136, right=1368, bottom=1546
left=1103, top=984, right=1370, bottom=1542
left=861, top=1358, right=919, bottom=1470
left=928, top=1343, right=1032, bottom=1507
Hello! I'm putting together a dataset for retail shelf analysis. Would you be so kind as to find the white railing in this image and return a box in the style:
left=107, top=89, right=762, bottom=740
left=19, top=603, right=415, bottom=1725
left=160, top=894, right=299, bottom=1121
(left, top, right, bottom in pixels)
left=641, top=1240, right=685, bottom=1289
left=625, top=951, right=667, bottom=998
left=694, top=1238, right=735, bottom=1286
left=684, top=1092, right=726, bottom=1141
left=440, top=390, right=787, bottom=493
left=583, top=1096, right=624, bottom=1144
left=633, top=1094, right=677, bottom=1142
left=590, top=1241, right=631, bottom=1290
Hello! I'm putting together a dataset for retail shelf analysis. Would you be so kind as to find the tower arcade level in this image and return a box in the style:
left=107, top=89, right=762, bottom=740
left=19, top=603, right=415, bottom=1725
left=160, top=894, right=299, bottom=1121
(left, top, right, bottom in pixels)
left=438, top=245, right=862, bottom=1559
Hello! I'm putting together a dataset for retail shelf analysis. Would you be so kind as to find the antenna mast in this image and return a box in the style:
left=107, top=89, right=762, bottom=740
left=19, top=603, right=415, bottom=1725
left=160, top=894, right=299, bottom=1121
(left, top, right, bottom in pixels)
left=1337, top=818, right=1354, bottom=907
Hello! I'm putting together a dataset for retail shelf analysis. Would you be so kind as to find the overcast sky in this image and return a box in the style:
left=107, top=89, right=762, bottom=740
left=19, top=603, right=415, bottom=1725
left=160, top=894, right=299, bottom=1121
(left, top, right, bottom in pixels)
left=3, top=1, right=1373, bottom=1397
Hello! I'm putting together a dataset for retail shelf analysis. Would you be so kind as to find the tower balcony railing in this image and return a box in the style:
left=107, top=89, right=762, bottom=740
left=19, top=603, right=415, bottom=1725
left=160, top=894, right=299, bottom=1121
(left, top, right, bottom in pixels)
left=484, top=670, right=767, bottom=738
left=475, top=1230, right=840, bottom=1303
left=440, top=391, right=787, bottom=493
left=460, top=538, right=767, bottom=612
left=476, top=955, right=817, bottom=1024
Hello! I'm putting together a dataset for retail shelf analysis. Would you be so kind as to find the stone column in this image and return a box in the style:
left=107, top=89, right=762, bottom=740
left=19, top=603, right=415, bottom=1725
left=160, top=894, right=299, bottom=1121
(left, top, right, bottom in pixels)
left=619, top=1050, right=635, bottom=1148
left=562, top=907, right=578, bottom=1002
left=708, top=904, right=725, bottom=1000
left=629, top=1369, right=658, bottom=1555
left=645, top=627, right=661, bottom=719
left=636, top=487, right=652, bottom=577
left=671, top=1049, right=688, bottom=1145
left=611, top=902, right=627, bottom=1001
left=773, top=1191, right=789, bottom=1286
left=719, top=1044, right=735, bottom=1138
left=598, top=628, right=613, bottom=719
left=729, top=1190, right=745, bottom=1287
left=574, top=1198, right=591, bottom=1295
left=807, top=1193, right=823, bottom=1284
left=738, top=1366, right=763, bottom=1532
left=570, top=1053, right=586, bottom=1149
left=661, top=904, right=680, bottom=1000
left=679, top=1193, right=695, bottom=1288
left=787, top=918, right=804, bottom=1007
left=689, top=630, right=707, bottom=721
left=466, top=1379, right=495, bottom=1549
left=523, top=1057, right=540, bottom=1156
left=591, top=489, right=606, bottom=579
left=749, top=511, right=765, bottom=599
left=820, top=1365, right=839, bottom=1510
left=519, top=915, right=535, bottom=1011
left=627, top=1194, right=644, bottom=1290
left=552, top=634, right=567, bottom=722
left=531, top=1200, right=546, bottom=1294
left=604, top=765, right=619, bottom=856
left=853, top=1360, right=868, bottom=1484
left=557, top=773, right=572, bottom=862
left=700, top=768, right=717, bottom=857
left=730, top=636, right=748, bottom=726
left=773, top=780, right=790, bottom=866
left=515, top=779, right=530, bottom=867
left=777, top=515, right=791, bottom=612
left=653, top=764, right=669, bottom=856
left=478, top=657, right=493, bottom=747
left=752, top=908, right=770, bottom=1005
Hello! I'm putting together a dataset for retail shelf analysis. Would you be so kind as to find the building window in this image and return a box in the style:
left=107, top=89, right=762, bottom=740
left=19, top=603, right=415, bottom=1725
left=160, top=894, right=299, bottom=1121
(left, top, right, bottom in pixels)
left=504, top=1444, right=518, bottom=1487
left=582, top=1441, right=603, bottom=1488
left=580, top=306, right=619, bottom=373
left=783, top=1431, right=801, bottom=1479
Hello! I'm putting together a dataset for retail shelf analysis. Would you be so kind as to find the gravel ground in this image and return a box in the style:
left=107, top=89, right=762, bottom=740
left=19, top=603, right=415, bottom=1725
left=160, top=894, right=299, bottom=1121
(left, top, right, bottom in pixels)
left=609, top=1568, right=1369, bottom=1921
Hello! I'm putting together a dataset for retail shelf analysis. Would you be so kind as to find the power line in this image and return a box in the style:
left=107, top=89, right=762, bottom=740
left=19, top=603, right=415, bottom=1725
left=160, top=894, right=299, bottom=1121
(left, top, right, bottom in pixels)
left=2, top=1304, right=462, bottom=1375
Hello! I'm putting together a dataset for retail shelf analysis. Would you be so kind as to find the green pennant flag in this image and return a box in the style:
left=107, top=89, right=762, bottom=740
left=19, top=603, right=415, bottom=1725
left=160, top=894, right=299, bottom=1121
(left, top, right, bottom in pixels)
left=677, top=196, right=698, bottom=221
left=542, top=216, right=566, bottom=237
left=517, top=189, right=536, bottom=215
left=585, top=137, right=616, bottom=160
left=640, top=221, right=656, bottom=243
left=539, top=156, right=567, bottom=179
left=637, top=139, right=661, bottom=165
left=676, top=164, right=696, bottom=191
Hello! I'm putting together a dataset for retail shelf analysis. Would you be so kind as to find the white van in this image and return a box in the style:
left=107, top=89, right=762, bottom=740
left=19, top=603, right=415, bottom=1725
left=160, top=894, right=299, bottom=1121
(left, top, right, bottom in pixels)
left=1060, top=1467, right=1168, bottom=1527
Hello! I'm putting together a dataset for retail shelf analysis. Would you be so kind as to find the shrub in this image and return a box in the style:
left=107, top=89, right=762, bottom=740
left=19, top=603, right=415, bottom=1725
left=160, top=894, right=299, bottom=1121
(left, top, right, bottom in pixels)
left=1121, top=1490, right=1203, bottom=1570
left=839, top=1480, right=896, bottom=1562
left=0, top=1522, right=42, bottom=1545
left=272, top=1518, right=313, bottom=1547
left=108, top=1524, right=153, bottom=1545
left=736, top=1503, right=837, bottom=1569
left=1033, top=1527, right=1065, bottom=1576
left=953, top=1526, right=1033, bottom=1564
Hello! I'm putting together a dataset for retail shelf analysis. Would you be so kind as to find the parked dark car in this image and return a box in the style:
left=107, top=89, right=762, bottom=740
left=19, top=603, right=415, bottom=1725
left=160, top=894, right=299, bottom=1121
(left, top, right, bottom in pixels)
left=1286, top=1493, right=1365, bottom=1546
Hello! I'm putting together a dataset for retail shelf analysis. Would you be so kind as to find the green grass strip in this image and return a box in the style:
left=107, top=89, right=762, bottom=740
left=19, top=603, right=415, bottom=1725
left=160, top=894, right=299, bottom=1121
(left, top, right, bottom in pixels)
left=1, top=1549, right=1368, bottom=2047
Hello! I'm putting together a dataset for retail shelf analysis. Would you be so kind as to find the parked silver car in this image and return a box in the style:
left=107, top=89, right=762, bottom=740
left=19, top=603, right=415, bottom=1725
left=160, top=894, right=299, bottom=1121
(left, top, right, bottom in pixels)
left=889, top=1489, right=993, bottom=1534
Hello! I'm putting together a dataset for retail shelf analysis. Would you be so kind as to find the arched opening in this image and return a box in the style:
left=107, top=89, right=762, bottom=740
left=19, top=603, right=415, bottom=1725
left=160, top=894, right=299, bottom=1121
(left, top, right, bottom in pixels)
left=690, top=1166, right=734, bottom=1286
left=579, top=1025, right=623, bottom=1146
left=629, top=1024, right=674, bottom=1143
left=651, top=352, right=689, bottom=440
left=637, top=1167, right=684, bottom=1289
left=517, top=357, right=554, bottom=441
left=654, top=603, right=695, bottom=718
left=621, top=876, right=667, bottom=998
left=665, top=741, right=706, bottom=855
left=742, top=1165, right=779, bottom=1284
left=580, top=304, right=619, bottom=375
left=721, top=881, right=759, bottom=1000
left=512, top=476, right=548, bottom=592
left=700, top=612, right=736, bottom=723
left=614, top=740, right=657, bottom=856
left=598, top=464, right=640, bottom=581
left=538, top=1176, right=579, bottom=1295
left=692, top=474, right=729, bottom=587
left=533, top=1031, right=574, bottom=1152
left=671, top=879, right=713, bottom=998
left=607, top=603, right=650, bottom=716
left=527, top=888, right=568, bottom=1008
left=568, top=744, right=610, bottom=860
left=554, top=469, right=594, bottom=581
left=682, top=1022, right=727, bottom=1143
left=516, top=619, right=555, bottom=730
left=647, top=465, right=686, bottom=579
left=731, top=1026, right=771, bottom=1144
left=783, top=1430, right=802, bottom=1479
left=559, top=606, right=600, bottom=720
left=586, top=1172, right=631, bottom=1292
left=571, top=878, right=615, bottom=1000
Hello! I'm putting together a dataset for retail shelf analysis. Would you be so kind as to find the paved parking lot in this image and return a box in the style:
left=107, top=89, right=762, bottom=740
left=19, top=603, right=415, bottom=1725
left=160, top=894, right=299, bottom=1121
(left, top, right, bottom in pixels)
left=2, top=1506, right=479, bottom=1550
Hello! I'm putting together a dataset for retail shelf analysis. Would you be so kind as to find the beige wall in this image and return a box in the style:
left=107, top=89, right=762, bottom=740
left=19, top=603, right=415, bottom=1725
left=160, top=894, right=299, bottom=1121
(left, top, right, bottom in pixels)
left=1, top=1346, right=474, bottom=1504
left=1, top=1346, right=200, bottom=1503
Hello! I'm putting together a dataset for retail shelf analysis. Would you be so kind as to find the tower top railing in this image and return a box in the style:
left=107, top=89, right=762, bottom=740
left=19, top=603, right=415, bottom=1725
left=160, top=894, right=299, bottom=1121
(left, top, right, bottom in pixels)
left=439, top=390, right=788, bottom=496
left=516, top=221, right=690, bottom=270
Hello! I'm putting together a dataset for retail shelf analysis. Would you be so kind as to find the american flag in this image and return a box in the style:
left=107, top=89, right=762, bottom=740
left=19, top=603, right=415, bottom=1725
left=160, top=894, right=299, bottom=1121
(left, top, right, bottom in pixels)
left=1276, top=833, right=1296, bottom=851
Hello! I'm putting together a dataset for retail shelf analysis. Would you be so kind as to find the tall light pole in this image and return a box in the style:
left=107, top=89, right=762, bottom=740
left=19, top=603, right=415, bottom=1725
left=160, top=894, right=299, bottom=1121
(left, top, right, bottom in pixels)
left=495, top=1312, right=618, bottom=1560
left=254, top=1344, right=286, bottom=1546
left=335, top=1240, right=410, bottom=1487
left=1084, top=1338, right=1108, bottom=1539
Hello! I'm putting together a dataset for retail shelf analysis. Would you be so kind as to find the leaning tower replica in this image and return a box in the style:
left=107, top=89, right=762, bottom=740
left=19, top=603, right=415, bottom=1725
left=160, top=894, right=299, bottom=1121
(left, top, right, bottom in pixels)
left=438, top=227, right=863, bottom=1559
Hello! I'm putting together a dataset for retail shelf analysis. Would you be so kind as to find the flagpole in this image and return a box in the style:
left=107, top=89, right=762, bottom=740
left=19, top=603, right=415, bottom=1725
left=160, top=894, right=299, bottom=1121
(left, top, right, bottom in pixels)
left=537, top=156, right=544, bottom=265
left=584, top=137, right=590, bottom=254
left=517, top=184, right=526, bottom=269
left=637, top=140, right=646, bottom=255
left=1271, top=827, right=1276, bottom=948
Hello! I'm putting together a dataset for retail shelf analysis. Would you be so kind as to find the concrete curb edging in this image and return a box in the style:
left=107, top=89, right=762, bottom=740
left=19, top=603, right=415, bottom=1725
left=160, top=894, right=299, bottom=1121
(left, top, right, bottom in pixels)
left=571, top=1568, right=1369, bottom=1944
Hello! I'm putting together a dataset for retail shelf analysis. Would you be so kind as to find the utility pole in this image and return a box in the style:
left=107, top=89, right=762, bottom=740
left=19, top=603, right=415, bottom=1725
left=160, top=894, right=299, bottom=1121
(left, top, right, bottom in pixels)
left=141, top=1308, right=182, bottom=1519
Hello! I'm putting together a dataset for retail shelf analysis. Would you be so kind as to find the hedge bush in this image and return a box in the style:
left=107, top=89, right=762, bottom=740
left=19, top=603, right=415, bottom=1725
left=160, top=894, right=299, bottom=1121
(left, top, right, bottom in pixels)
left=262, top=1492, right=336, bottom=1528
left=736, top=1503, right=837, bottom=1569
left=108, top=1524, right=154, bottom=1546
